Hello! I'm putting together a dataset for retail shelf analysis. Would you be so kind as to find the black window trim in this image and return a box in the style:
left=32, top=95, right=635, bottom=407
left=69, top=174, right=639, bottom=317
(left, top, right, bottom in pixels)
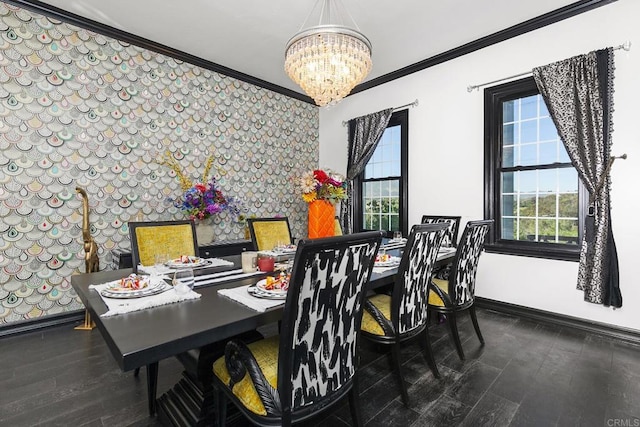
left=352, top=109, right=409, bottom=237
left=483, top=77, right=584, bottom=262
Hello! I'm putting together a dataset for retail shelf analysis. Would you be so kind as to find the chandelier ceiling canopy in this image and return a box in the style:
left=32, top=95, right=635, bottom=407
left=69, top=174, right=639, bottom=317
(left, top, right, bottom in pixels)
left=284, top=0, right=372, bottom=107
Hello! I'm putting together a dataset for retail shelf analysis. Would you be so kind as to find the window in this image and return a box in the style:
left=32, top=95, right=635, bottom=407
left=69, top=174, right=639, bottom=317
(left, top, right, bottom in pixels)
left=353, top=109, right=408, bottom=236
left=484, top=77, right=585, bottom=261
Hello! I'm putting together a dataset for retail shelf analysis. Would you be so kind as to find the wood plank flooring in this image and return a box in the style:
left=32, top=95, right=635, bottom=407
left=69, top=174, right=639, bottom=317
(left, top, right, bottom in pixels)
left=2, top=308, right=640, bottom=426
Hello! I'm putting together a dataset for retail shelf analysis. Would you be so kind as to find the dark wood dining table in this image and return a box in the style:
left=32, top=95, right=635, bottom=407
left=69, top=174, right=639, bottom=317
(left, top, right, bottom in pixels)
left=70, top=249, right=454, bottom=420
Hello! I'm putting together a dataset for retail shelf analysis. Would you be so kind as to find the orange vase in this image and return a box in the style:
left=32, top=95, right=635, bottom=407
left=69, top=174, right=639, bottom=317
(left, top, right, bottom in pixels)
left=308, top=199, right=335, bottom=239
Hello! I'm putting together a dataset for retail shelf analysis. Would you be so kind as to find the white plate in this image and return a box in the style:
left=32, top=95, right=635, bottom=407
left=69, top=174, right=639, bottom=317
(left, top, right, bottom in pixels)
left=101, top=279, right=170, bottom=299
left=375, top=256, right=401, bottom=267
left=255, top=278, right=289, bottom=295
left=247, top=284, right=287, bottom=300
left=165, top=257, right=208, bottom=268
left=274, top=246, right=297, bottom=254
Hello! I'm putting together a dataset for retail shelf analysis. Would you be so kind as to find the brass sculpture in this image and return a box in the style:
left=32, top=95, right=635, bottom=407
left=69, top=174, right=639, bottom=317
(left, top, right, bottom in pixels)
left=76, top=186, right=100, bottom=273
left=75, top=186, right=99, bottom=330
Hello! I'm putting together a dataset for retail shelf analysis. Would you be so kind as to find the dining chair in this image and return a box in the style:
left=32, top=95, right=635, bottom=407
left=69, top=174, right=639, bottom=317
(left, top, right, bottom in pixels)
left=128, top=220, right=198, bottom=273
left=427, top=219, right=493, bottom=360
left=360, top=223, right=448, bottom=406
left=334, top=216, right=343, bottom=236
left=420, top=215, right=461, bottom=248
left=247, top=217, right=293, bottom=251
left=212, top=231, right=383, bottom=426
left=421, top=215, right=462, bottom=282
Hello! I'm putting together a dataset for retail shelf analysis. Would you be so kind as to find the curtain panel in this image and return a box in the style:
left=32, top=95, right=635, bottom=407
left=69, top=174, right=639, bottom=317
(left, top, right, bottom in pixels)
left=533, top=48, right=621, bottom=307
left=340, top=108, right=394, bottom=234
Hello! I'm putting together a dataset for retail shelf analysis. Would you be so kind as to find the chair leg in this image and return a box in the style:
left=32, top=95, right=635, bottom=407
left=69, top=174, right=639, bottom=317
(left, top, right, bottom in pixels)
left=447, top=312, right=465, bottom=360
left=348, top=375, right=363, bottom=427
left=391, top=341, right=410, bottom=406
left=133, top=367, right=140, bottom=377
left=421, top=328, right=440, bottom=379
left=214, top=386, right=227, bottom=427
left=469, top=306, right=485, bottom=345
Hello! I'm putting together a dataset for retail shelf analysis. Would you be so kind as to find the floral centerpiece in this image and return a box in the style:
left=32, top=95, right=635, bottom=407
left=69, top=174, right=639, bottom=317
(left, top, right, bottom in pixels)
left=296, top=169, right=347, bottom=239
left=297, top=169, right=347, bottom=203
left=159, top=152, right=240, bottom=243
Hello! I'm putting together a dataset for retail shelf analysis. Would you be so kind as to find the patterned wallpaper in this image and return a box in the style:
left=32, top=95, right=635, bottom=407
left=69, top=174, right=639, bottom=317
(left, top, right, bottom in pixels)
left=0, top=3, right=319, bottom=325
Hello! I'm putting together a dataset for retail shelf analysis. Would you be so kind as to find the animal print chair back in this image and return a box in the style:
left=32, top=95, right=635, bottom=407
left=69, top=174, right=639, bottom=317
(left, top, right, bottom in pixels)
left=278, top=231, right=383, bottom=414
left=393, top=223, right=448, bottom=334
left=447, top=220, right=492, bottom=307
left=421, top=215, right=462, bottom=248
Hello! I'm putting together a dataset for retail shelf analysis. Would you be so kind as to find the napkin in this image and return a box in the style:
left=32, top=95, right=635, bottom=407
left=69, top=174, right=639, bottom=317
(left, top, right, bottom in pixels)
left=89, top=277, right=200, bottom=317
left=218, top=285, right=285, bottom=312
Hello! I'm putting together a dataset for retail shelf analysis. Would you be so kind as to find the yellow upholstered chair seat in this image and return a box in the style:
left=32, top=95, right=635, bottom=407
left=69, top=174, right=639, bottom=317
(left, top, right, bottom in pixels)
left=361, top=293, right=393, bottom=336
left=212, top=335, right=279, bottom=416
left=428, top=278, right=448, bottom=307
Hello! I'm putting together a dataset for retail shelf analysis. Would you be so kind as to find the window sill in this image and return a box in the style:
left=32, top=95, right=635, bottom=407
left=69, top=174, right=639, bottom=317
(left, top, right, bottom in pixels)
left=484, top=242, right=579, bottom=262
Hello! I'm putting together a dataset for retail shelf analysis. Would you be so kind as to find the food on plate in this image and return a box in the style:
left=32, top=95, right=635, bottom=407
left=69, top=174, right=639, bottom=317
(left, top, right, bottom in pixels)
left=263, top=273, right=291, bottom=291
left=176, top=255, right=199, bottom=264
left=117, top=274, right=149, bottom=290
left=376, top=253, right=391, bottom=263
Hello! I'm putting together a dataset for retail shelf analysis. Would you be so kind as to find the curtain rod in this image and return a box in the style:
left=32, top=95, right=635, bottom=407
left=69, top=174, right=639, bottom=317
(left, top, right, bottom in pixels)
left=341, top=99, right=419, bottom=126
left=466, top=41, right=632, bottom=93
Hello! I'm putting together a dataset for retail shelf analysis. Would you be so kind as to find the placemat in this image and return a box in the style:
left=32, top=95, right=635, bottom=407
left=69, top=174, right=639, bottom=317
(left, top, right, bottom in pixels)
left=218, top=285, right=285, bottom=312
left=89, top=276, right=200, bottom=317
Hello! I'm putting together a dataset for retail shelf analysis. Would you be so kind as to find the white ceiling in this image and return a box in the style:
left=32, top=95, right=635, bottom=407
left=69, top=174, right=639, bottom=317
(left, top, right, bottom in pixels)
left=36, top=0, right=580, bottom=99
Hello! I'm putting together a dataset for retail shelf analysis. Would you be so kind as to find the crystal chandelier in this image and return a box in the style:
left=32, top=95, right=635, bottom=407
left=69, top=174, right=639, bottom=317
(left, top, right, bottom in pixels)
left=284, top=0, right=372, bottom=107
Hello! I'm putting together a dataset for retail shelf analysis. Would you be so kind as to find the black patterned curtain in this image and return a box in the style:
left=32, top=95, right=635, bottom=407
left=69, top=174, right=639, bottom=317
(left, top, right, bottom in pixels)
left=533, top=48, right=621, bottom=307
left=340, top=108, right=393, bottom=234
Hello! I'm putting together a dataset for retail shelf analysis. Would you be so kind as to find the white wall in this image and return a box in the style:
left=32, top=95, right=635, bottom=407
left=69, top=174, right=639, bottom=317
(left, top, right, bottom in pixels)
left=319, top=0, right=640, bottom=331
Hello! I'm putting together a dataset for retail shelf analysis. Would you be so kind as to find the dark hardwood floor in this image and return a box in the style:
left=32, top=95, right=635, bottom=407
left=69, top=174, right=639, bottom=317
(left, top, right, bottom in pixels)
left=2, top=308, right=640, bottom=426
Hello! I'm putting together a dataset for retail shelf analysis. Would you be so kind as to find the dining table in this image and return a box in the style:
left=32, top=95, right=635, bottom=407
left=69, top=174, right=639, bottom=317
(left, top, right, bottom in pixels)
left=69, top=245, right=456, bottom=423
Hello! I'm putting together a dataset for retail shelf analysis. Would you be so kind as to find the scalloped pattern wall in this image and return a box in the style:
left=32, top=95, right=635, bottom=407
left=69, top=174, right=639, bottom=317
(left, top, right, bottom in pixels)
left=0, top=3, right=318, bottom=325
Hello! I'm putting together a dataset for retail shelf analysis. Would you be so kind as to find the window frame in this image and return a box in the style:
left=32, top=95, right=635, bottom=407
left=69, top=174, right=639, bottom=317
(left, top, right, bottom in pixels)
left=352, top=109, right=409, bottom=237
left=483, top=77, right=586, bottom=261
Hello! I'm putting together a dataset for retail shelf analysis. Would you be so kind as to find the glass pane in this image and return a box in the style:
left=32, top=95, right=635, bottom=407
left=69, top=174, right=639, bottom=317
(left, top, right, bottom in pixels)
left=538, top=169, right=557, bottom=193
left=538, top=219, right=557, bottom=242
left=503, top=146, right=514, bottom=168
left=518, top=218, right=536, bottom=241
left=558, top=143, right=571, bottom=163
left=558, top=219, right=579, bottom=245
left=539, top=100, right=550, bottom=117
left=518, top=194, right=536, bottom=217
left=364, top=125, right=401, bottom=179
left=519, top=171, right=537, bottom=193
left=558, top=168, right=578, bottom=192
left=520, top=143, right=537, bottom=166
left=502, top=194, right=515, bottom=217
left=539, top=117, right=558, bottom=141
left=520, top=95, right=538, bottom=120
left=559, top=193, right=578, bottom=217
left=503, top=100, right=516, bottom=123
left=538, top=141, right=556, bottom=165
left=538, top=195, right=557, bottom=217
left=503, top=123, right=515, bottom=145
left=502, top=172, right=515, bottom=194
left=502, top=217, right=515, bottom=240
left=520, top=120, right=537, bottom=143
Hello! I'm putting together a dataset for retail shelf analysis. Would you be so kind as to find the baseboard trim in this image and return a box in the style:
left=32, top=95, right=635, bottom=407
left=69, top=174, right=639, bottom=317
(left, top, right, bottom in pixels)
left=476, top=297, right=640, bottom=345
left=0, top=311, right=84, bottom=338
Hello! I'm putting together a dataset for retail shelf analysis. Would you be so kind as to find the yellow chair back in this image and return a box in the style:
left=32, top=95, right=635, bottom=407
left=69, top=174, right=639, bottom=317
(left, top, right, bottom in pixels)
left=133, top=223, right=196, bottom=266
left=249, top=219, right=292, bottom=251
